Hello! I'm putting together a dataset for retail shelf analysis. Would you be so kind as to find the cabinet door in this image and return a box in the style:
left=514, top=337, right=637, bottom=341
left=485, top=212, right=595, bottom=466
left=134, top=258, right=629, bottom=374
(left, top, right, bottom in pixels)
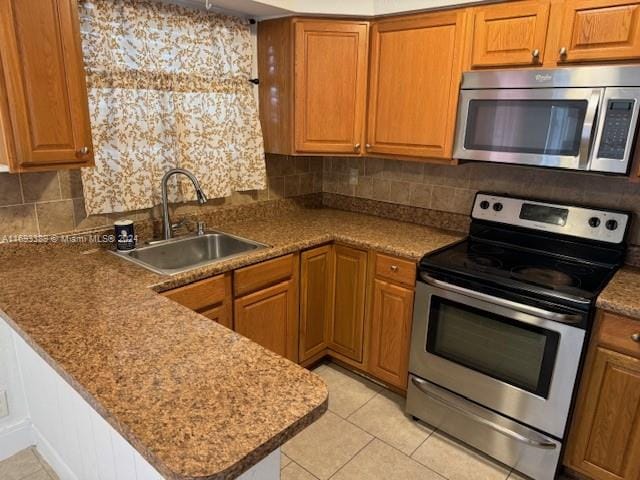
left=367, top=10, right=465, bottom=159
left=294, top=21, right=368, bottom=154
left=329, top=245, right=367, bottom=362
left=468, top=1, right=550, bottom=68
left=368, top=279, right=414, bottom=389
left=0, top=0, right=93, bottom=170
left=299, top=246, right=334, bottom=362
left=567, top=347, right=640, bottom=480
left=557, top=0, right=640, bottom=63
left=235, top=280, right=298, bottom=362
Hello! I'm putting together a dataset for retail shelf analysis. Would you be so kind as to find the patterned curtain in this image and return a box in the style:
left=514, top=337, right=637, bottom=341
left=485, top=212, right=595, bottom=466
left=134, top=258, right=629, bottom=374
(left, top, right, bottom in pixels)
left=78, top=0, right=266, bottom=215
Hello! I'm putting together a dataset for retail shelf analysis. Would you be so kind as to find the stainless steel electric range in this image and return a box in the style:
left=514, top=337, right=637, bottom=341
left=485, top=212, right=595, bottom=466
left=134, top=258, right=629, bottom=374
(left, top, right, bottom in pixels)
left=406, top=192, right=631, bottom=480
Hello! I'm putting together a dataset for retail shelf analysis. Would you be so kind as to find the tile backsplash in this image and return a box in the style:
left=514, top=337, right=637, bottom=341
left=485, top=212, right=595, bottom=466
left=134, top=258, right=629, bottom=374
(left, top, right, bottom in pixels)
left=2, top=153, right=639, bottom=246
left=323, top=157, right=640, bottom=245
left=0, top=154, right=322, bottom=238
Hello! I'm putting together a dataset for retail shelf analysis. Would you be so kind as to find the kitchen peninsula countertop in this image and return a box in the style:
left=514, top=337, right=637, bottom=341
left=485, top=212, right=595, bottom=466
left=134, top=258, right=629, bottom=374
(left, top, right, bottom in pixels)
left=0, top=207, right=463, bottom=480
left=597, top=266, right=640, bottom=320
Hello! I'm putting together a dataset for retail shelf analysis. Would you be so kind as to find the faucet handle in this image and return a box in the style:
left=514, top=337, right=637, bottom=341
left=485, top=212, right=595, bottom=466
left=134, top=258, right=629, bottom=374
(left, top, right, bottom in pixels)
left=197, top=221, right=206, bottom=236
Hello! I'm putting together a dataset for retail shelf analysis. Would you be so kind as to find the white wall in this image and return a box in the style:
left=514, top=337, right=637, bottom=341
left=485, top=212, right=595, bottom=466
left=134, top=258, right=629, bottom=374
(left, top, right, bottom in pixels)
left=0, top=318, right=31, bottom=459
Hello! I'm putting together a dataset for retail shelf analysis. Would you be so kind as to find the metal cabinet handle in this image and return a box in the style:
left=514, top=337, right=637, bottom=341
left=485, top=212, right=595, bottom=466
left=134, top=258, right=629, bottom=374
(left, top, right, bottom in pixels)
left=365, top=143, right=371, bottom=149
left=632, top=333, right=640, bottom=342
left=559, top=47, right=567, bottom=60
left=77, top=146, right=90, bottom=156
left=390, top=265, right=399, bottom=272
left=411, top=377, right=557, bottom=450
left=354, top=143, right=361, bottom=152
left=531, top=49, right=540, bottom=59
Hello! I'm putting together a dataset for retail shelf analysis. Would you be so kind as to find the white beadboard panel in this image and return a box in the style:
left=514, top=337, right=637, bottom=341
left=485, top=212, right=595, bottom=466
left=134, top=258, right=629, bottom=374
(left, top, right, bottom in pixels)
left=237, top=449, right=280, bottom=480
left=0, top=418, right=33, bottom=460
left=3, top=318, right=281, bottom=480
left=9, top=323, right=164, bottom=480
left=0, top=315, right=29, bottom=442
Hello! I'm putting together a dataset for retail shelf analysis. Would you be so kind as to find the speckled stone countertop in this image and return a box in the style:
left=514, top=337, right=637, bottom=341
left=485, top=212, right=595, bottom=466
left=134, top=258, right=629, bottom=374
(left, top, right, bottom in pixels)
left=597, top=266, right=640, bottom=320
left=0, top=208, right=463, bottom=480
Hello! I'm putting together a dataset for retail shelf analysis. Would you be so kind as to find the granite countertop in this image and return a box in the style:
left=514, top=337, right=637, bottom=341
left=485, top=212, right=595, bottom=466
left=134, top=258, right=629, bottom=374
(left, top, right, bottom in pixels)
left=0, top=207, right=463, bottom=480
left=597, top=266, right=640, bottom=320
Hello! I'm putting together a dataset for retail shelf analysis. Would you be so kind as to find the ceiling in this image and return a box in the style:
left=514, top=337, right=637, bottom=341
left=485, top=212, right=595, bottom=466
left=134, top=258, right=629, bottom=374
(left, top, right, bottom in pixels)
left=167, top=0, right=495, bottom=18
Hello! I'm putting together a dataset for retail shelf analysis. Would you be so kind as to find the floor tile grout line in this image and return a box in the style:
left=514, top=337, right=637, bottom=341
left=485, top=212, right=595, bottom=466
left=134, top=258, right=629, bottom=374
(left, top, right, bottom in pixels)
left=343, top=389, right=380, bottom=421
left=327, top=436, right=376, bottom=480
left=285, top=459, right=320, bottom=480
left=408, top=424, right=435, bottom=458
left=370, top=431, right=449, bottom=480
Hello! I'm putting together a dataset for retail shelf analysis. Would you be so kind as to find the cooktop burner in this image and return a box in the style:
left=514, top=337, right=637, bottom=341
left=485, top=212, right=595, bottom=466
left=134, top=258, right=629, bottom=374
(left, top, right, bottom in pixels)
left=511, top=266, right=579, bottom=288
left=421, top=239, right=616, bottom=302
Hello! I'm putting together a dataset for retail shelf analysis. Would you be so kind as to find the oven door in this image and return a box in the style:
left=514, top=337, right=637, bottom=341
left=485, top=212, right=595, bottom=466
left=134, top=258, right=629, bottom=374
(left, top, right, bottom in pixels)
left=409, top=278, right=586, bottom=438
left=453, top=88, right=602, bottom=171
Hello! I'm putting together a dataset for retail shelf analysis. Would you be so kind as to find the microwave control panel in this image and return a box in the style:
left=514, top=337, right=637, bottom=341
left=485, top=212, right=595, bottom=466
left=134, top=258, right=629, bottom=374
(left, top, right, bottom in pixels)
left=597, top=99, right=635, bottom=160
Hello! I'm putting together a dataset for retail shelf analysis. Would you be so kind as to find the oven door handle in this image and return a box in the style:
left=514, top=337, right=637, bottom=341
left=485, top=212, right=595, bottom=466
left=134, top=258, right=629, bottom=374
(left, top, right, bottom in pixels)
left=578, top=89, right=602, bottom=169
left=420, top=274, right=584, bottom=325
left=411, top=377, right=557, bottom=450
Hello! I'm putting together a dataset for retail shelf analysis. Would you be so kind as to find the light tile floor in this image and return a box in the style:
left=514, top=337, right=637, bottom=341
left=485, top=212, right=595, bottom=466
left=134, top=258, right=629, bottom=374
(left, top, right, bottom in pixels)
left=0, top=448, right=59, bottom=480
left=283, top=362, right=564, bottom=480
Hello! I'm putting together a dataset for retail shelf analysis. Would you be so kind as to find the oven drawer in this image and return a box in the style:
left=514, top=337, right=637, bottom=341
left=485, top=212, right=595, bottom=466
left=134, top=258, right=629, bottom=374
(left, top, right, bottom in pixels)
left=406, top=375, right=561, bottom=480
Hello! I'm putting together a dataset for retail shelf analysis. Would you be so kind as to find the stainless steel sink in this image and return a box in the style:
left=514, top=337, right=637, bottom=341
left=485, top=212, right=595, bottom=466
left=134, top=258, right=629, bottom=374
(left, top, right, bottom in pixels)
left=114, top=231, right=268, bottom=275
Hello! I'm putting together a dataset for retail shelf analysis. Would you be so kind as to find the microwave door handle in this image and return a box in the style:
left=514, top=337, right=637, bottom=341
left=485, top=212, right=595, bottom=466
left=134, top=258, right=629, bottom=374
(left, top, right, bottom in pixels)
left=578, top=89, right=602, bottom=169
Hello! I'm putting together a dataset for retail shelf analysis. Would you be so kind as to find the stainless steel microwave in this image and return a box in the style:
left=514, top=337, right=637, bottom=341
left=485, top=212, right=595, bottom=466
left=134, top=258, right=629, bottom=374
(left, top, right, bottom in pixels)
left=453, top=66, right=640, bottom=174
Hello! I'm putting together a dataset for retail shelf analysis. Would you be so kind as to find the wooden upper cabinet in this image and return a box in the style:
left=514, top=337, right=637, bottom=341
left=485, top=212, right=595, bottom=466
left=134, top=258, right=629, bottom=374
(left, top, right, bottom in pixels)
left=329, top=245, right=367, bottom=363
left=258, top=18, right=368, bottom=156
left=294, top=21, right=368, bottom=154
left=366, top=10, right=466, bottom=160
left=0, top=0, right=93, bottom=172
left=467, top=1, right=551, bottom=68
left=556, top=0, right=640, bottom=63
left=299, top=246, right=334, bottom=363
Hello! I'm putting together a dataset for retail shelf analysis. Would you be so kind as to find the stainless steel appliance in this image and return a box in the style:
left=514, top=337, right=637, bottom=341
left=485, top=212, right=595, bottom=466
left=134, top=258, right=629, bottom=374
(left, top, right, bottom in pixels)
left=453, top=66, right=640, bottom=174
left=407, top=193, right=630, bottom=480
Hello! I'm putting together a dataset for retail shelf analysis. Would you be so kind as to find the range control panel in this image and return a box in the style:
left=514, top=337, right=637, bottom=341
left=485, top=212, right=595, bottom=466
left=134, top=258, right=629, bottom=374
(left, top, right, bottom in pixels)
left=472, top=193, right=630, bottom=244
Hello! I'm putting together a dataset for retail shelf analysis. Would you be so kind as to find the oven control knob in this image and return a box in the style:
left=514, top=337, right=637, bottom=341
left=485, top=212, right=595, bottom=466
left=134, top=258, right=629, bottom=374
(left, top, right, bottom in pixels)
left=588, top=217, right=601, bottom=228
left=493, top=202, right=503, bottom=212
left=480, top=200, right=490, bottom=210
left=606, top=219, right=619, bottom=231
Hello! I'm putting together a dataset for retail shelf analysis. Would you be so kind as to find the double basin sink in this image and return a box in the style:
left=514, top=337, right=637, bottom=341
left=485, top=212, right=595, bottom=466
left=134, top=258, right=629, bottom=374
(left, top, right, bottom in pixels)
left=115, top=231, right=268, bottom=275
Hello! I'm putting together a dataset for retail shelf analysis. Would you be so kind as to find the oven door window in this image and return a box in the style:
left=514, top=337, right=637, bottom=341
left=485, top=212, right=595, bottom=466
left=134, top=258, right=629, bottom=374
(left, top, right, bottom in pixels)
left=426, top=297, right=559, bottom=398
left=464, top=99, right=588, bottom=156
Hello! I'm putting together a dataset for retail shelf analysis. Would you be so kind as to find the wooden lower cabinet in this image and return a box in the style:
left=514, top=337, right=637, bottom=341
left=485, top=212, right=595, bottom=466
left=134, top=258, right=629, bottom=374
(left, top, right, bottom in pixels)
left=233, top=254, right=299, bottom=362
left=329, top=245, right=368, bottom=363
left=299, top=245, right=334, bottom=362
left=368, top=279, right=414, bottom=389
left=565, top=311, right=640, bottom=480
left=162, top=273, right=232, bottom=328
left=234, top=280, right=298, bottom=362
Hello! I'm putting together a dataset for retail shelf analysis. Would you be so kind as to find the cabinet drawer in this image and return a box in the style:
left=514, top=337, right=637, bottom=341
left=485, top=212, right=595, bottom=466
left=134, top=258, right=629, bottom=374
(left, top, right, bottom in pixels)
left=375, top=253, right=416, bottom=287
left=234, top=254, right=295, bottom=297
left=599, top=311, right=640, bottom=359
left=163, top=274, right=227, bottom=311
